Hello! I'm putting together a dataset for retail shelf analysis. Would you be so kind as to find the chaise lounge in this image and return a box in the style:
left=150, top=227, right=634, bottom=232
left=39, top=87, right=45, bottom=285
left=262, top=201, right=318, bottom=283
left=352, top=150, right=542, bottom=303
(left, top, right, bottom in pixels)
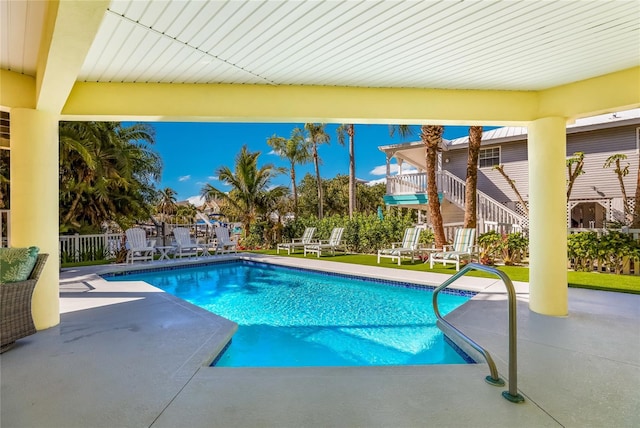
left=277, top=227, right=316, bottom=255
left=429, top=228, right=477, bottom=271
left=377, top=227, right=423, bottom=265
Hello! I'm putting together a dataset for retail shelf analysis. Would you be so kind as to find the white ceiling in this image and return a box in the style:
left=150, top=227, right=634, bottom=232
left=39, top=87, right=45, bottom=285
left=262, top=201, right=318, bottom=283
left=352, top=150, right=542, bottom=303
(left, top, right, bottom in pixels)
left=2, top=0, right=640, bottom=91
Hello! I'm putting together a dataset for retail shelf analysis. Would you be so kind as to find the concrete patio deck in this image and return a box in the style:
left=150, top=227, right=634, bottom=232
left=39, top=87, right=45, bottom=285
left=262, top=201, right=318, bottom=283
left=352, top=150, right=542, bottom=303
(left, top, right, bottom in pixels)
left=1, top=254, right=638, bottom=427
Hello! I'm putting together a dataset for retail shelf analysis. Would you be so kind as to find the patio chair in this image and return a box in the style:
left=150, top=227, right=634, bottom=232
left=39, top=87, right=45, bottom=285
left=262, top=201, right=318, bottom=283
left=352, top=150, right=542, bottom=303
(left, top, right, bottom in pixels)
left=125, top=228, right=155, bottom=263
left=276, top=227, right=317, bottom=255
left=173, top=227, right=206, bottom=258
left=377, top=227, right=423, bottom=265
left=214, top=226, right=238, bottom=254
left=304, top=227, right=345, bottom=257
left=429, top=228, right=477, bottom=271
left=1, top=252, right=49, bottom=353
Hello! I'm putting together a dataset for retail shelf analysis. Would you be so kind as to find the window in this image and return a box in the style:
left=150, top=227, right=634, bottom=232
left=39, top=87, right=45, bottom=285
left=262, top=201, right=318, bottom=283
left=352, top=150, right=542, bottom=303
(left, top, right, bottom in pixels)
left=479, top=147, right=500, bottom=168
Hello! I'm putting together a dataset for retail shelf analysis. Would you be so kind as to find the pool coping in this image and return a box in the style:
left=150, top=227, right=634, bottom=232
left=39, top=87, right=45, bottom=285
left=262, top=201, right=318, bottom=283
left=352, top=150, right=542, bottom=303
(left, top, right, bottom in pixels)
left=2, top=254, right=635, bottom=427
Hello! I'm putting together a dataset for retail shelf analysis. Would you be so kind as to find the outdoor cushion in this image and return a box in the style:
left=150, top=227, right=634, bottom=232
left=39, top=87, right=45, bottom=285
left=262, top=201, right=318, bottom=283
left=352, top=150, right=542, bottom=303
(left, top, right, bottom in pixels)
left=0, top=246, right=40, bottom=284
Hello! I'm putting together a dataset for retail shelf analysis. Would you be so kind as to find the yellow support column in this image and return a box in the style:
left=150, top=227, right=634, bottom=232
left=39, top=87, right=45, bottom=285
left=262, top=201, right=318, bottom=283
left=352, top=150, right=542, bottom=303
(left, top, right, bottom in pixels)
left=527, top=117, right=568, bottom=316
left=10, top=108, right=60, bottom=329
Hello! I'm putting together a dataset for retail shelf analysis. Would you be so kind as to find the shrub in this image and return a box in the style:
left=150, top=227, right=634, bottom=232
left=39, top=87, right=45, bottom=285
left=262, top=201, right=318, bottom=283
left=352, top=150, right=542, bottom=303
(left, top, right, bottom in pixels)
left=567, top=232, right=599, bottom=271
left=477, top=231, right=529, bottom=266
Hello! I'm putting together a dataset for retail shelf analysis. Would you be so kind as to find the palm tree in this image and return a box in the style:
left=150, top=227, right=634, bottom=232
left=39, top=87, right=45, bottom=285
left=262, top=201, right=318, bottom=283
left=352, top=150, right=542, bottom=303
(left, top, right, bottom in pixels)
left=175, top=203, right=197, bottom=224
left=464, top=126, right=482, bottom=228
left=420, top=125, right=447, bottom=249
left=200, top=145, right=288, bottom=233
left=157, top=187, right=178, bottom=222
left=304, top=123, right=330, bottom=219
left=336, top=124, right=356, bottom=218
left=266, top=129, right=312, bottom=218
left=390, top=124, right=446, bottom=248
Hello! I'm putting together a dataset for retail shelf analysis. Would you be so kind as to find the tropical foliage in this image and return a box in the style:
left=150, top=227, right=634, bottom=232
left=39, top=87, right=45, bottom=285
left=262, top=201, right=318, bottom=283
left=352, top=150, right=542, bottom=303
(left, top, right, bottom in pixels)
left=59, top=121, right=162, bottom=233
left=156, top=187, right=178, bottom=222
left=336, top=123, right=356, bottom=219
left=303, top=123, right=331, bottom=219
left=266, top=129, right=312, bottom=217
left=296, top=173, right=385, bottom=219
left=477, top=230, right=529, bottom=266
left=201, top=145, right=288, bottom=234
left=280, top=210, right=418, bottom=254
left=568, top=230, right=640, bottom=274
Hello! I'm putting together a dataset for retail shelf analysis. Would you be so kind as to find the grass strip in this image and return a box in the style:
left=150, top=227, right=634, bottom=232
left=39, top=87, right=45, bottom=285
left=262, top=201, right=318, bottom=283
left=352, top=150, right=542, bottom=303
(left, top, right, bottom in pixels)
left=249, top=250, right=640, bottom=294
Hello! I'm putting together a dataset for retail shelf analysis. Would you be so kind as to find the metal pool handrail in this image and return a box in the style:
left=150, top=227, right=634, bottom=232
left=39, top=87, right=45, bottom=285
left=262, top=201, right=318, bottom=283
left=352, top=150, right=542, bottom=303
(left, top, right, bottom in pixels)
left=432, top=262, right=525, bottom=403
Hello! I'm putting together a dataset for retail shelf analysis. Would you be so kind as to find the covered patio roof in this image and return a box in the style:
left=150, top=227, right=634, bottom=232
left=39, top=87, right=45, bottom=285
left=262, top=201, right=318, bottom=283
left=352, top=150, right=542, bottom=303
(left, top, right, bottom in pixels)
left=1, top=0, right=638, bottom=121
left=1, top=1, right=639, bottom=326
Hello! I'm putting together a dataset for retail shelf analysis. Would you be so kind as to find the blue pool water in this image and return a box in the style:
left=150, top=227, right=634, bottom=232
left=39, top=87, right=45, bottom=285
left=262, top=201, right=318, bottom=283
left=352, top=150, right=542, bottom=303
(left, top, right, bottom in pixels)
left=106, top=261, right=473, bottom=367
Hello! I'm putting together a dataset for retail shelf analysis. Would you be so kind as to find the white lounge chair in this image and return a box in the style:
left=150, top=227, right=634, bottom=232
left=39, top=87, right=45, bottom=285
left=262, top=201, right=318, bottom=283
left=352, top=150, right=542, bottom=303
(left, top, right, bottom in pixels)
left=276, top=227, right=317, bottom=255
left=214, top=226, right=238, bottom=254
left=125, top=227, right=155, bottom=263
left=173, top=227, right=206, bottom=258
left=377, top=227, right=423, bottom=265
left=304, top=227, right=345, bottom=257
left=429, top=228, right=477, bottom=271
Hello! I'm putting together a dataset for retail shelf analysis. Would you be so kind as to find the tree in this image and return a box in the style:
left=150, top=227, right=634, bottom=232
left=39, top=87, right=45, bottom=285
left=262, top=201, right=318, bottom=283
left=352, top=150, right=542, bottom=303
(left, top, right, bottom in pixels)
left=357, top=182, right=386, bottom=214
left=200, top=145, right=288, bottom=233
left=304, top=123, right=330, bottom=219
left=493, top=165, right=529, bottom=216
left=390, top=124, right=446, bottom=248
left=157, top=187, right=178, bottom=222
left=464, top=126, right=482, bottom=228
left=336, top=124, right=356, bottom=219
left=603, top=154, right=631, bottom=224
left=266, top=129, right=312, bottom=217
left=174, top=203, right=197, bottom=224
left=566, top=151, right=585, bottom=200
left=324, top=174, right=349, bottom=216
left=420, top=125, right=447, bottom=249
left=59, top=121, right=161, bottom=233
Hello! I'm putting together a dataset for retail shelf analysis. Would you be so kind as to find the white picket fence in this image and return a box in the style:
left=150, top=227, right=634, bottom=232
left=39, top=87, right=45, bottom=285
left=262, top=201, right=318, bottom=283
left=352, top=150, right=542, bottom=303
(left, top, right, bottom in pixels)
left=59, top=233, right=124, bottom=262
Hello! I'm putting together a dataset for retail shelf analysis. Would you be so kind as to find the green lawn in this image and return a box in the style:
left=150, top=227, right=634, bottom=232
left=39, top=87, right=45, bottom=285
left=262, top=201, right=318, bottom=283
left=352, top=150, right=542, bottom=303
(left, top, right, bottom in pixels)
left=249, top=250, right=640, bottom=294
left=61, top=250, right=640, bottom=294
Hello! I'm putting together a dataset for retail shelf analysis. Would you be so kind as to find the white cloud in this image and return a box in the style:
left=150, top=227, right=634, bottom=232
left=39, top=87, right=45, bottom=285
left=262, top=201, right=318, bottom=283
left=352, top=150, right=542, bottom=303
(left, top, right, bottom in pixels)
left=186, top=195, right=205, bottom=206
left=268, top=149, right=280, bottom=156
left=400, top=166, right=419, bottom=174
left=370, top=164, right=396, bottom=175
left=369, top=164, right=419, bottom=176
left=366, top=177, right=387, bottom=186
left=178, top=175, right=191, bottom=182
left=208, top=175, right=219, bottom=181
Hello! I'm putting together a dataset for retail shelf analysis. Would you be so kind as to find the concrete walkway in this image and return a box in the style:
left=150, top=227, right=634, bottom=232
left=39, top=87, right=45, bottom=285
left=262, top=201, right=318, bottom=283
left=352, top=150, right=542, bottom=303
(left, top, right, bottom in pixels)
left=1, top=254, right=638, bottom=427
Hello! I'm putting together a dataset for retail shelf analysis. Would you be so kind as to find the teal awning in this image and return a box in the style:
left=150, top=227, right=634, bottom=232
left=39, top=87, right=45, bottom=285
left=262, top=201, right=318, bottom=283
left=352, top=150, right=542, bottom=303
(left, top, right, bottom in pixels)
left=383, top=193, right=443, bottom=206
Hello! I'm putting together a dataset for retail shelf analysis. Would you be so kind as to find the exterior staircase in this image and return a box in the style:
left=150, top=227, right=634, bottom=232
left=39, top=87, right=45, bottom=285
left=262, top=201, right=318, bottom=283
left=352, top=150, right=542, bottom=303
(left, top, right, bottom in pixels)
left=385, top=170, right=527, bottom=232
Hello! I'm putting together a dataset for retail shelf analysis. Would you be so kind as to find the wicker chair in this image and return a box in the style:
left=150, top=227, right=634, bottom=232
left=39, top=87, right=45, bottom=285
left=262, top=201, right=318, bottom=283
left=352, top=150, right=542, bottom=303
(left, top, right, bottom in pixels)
left=0, top=253, right=48, bottom=353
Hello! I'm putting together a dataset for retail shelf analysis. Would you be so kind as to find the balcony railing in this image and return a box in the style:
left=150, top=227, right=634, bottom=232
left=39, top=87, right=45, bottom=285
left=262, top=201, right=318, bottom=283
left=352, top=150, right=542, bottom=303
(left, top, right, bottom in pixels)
left=386, top=171, right=526, bottom=228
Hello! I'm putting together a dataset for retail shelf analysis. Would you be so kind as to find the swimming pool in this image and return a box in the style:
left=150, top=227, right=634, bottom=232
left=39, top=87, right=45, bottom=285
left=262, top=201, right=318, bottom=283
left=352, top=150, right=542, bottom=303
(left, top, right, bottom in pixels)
left=106, top=261, right=474, bottom=367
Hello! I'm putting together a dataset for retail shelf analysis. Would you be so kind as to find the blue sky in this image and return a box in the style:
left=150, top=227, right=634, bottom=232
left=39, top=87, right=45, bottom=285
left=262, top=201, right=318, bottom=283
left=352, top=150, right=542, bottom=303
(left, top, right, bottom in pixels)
left=145, top=122, right=476, bottom=204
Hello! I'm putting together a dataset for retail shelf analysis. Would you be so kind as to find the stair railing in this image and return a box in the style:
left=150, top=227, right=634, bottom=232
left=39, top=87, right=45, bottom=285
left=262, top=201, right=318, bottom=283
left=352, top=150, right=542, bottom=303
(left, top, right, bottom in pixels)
left=432, top=262, right=525, bottom=403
